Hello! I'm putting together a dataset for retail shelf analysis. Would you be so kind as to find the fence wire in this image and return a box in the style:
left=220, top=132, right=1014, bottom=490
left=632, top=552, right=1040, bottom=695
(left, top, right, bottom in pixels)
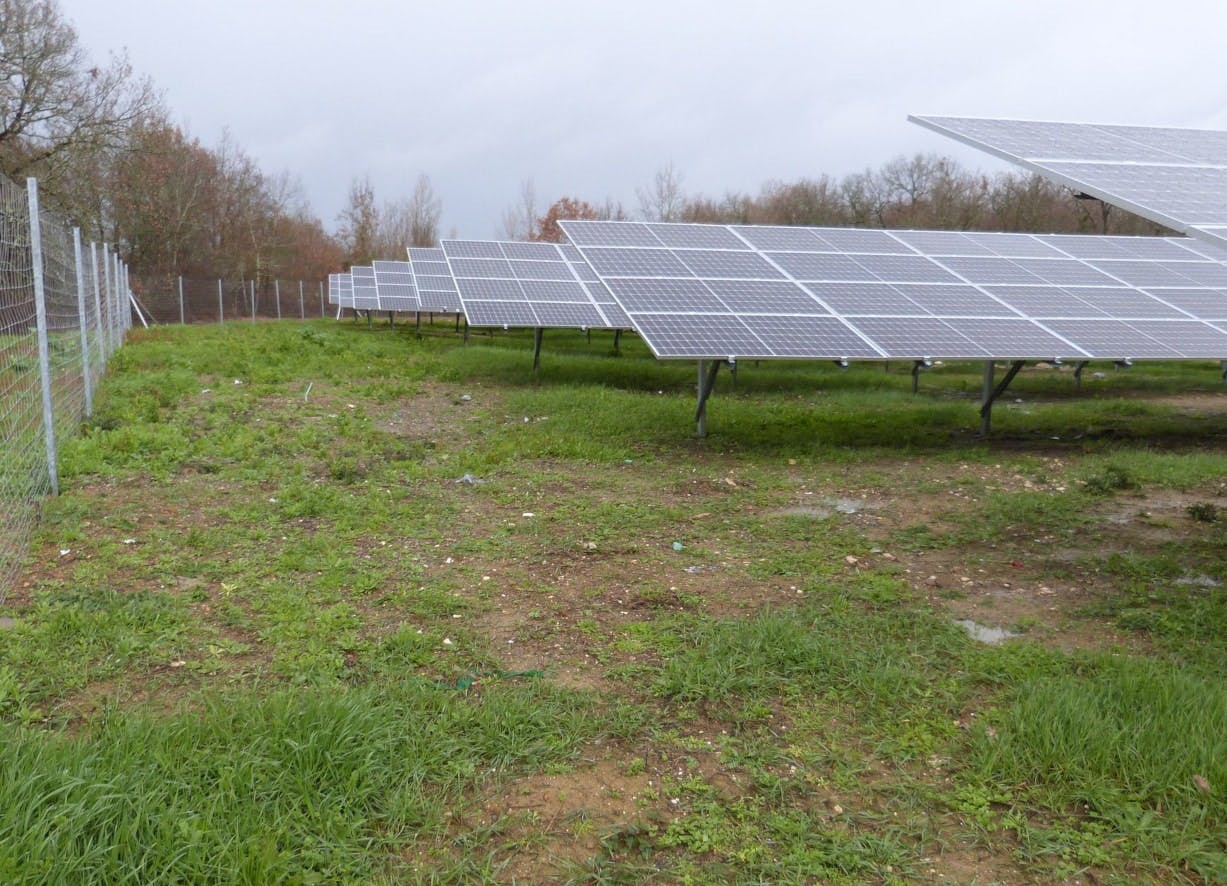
left=0, top=174, right=131, bottom=599
left=136, top=275, right=329, bottom=324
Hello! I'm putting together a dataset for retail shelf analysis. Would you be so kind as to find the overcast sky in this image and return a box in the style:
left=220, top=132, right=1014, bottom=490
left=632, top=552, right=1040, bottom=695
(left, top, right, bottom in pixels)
left=58, top=0, right=1227, bottom=241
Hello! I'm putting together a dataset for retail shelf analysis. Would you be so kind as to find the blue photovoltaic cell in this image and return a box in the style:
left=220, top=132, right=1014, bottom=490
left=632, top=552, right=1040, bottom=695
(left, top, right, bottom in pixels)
left=1040, top=320, right=1179, bottom=358
left=675, top=249, right=784, bottom=279
left=856, top=254, right=962, bottom=283
left=849, top=316, right=988, bottom=358
left=769, top=252, right=869, bottom=281
left=803, top=281, right=923, bottom=315
left=731, top=225, right=827, bottom=251
left=896, top=284, right=1019, bottom=317
left=740, top=316, right=881, bottom=357
left=648, top=223, right=746, bottom=249
left=606, top=278, right=727, bottom=313
left=812, top=228, right=914, bottom=253
left=706, top=279, right=828, bottom=313
left=582, top=248, right=693, bottom=277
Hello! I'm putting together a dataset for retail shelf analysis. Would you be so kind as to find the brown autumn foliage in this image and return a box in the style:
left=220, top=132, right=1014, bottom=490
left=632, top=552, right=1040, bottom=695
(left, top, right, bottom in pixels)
left=530, top=196, right=601, bottom=242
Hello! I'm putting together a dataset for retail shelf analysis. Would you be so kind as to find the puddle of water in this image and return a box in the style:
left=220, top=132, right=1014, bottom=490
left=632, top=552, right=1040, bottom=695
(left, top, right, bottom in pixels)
left=1176, top=574, right=1221, bottom=589
left=778, top=497, right=870, bottom=519
left=955, top=619, right=1017, bottom=644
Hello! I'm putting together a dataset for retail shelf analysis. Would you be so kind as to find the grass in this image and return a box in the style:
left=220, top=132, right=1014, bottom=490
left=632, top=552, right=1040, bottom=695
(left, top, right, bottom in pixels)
left=0, top=317, right=1224, bottom=882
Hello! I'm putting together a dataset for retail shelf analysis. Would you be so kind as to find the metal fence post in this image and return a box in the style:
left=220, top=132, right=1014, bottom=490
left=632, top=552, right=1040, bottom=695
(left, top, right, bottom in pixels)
left=178, top=275, right=185, bottom=324
left=89, top=242, right=103, bottom=372
left=298, top=280, right=304, bottom=319
left=72, top=228, right=94, bottom=418
left=101, top=244, right=113, bottom=357
left=217, top=279, right=224, bottom=324
left=274, top=279, right=281, bottom=320
left=319, top=280, right=324, bottom=317
left=250, top=279, right=256, bottom=322
left=26, top=179, right=60, bottom=496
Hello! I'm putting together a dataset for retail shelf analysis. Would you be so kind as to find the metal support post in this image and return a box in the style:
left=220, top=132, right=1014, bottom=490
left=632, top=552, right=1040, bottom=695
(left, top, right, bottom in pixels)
left=1074, top=360, right=1089, bottom=390
left=250, top=280, right=256, bottom=321
left=217, top=279, right=224, bottom=324
left=979, top=360, right=1025, bottom=437
left=613, top=329, right=622, bottom=353
left=532, top=327, right=544, bottom=373
left=454, top=313, right=461, bottom=332
left=26, top=179, right=59, bottom=495
left=72, top=229, right=93, bottom=418
left=319, top=280, right=325, bottom=318
left=695, top=359, right=723, bottom=438
left=274, top=279, right=282, bottom=320
left=911, top=359, right=931, bottom=395
left=178, top=276, right=185, bottom=324
left=415, top=311, right=422, bottom=338
left=299, top=280, right=305, bottom=319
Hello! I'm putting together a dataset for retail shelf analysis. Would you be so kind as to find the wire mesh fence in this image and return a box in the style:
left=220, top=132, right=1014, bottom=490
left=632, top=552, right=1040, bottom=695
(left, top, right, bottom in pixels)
left=0, top=174, right=131, bottom=600
left=135, top=275, right=329, bottom=325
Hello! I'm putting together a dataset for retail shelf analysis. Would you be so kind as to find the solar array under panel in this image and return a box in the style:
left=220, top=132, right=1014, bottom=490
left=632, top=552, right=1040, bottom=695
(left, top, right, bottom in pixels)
left=439, top=239, right=632, bottom=330
left=372, top=260, right=420, bottom=311
left=350, top=266, right=380, bottom=310
left=910, top=115, right=1227, bottom=250
left=406, top=247, right=463, bottom=313
left=558, top=220, right=1227, bottom=361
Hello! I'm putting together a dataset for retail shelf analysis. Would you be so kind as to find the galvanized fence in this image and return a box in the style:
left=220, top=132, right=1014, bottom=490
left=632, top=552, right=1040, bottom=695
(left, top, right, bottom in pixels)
left=136, top=275, right=328, bottom=325
left=0, top=174, right=131, bottom=600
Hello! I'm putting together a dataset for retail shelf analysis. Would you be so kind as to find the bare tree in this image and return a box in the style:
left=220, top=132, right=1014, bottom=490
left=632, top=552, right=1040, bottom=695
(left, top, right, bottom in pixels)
left=637, top=160, right=685, bottom=221
left=406, top=174, right=442, bottom=247
left=500, top=178, right=537, bottom=240
left=337, top=176, right=379, bottom=265
left=0, top=0, right=157, bottom=182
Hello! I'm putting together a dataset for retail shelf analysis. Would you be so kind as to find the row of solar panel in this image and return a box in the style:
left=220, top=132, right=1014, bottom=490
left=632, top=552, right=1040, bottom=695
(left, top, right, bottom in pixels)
left=556, top=221, right=1227, bottom=361
left=324, top=219, right=1227, bottom=363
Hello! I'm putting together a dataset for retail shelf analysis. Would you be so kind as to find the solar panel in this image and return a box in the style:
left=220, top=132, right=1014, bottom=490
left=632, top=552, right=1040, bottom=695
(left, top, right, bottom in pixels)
left=406, top=247, right=463, bottom=313
left=911, top=115, right=1227, bottom=250
left=371, top=260, right=420, bottom=312
left=350, top=266, right=379, bottom=310
left=327, top=273, right=340, bottom=305
left=337, top=272, right=354, bottom=309
left=439, top=239, right=632, bottom=330
left=558, top=220, right=1227, bottom=362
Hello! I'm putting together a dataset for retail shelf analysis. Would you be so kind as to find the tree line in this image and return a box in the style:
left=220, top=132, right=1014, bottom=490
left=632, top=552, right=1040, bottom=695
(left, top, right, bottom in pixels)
left=0, top=0, right=341, bottom=283
left=521, top=155, right=1168, bottom=242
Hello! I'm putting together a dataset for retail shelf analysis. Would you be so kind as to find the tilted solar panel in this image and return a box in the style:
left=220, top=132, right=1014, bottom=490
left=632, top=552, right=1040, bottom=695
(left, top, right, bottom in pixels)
left=439, top=239, right=633, bottom=330
left=911, top=115, right=1227, bottom=250
left=558, top=220, right=1227, bottom=362
left=405, top=247, right=463, bottom=313
left=372, top=260, right=420, bottom=312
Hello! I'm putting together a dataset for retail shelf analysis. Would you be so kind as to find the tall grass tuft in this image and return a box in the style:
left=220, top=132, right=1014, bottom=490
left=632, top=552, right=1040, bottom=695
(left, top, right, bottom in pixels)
left=0, top=680, right=598, bottom=884
left=968, top=654, right=1227, bottom=879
